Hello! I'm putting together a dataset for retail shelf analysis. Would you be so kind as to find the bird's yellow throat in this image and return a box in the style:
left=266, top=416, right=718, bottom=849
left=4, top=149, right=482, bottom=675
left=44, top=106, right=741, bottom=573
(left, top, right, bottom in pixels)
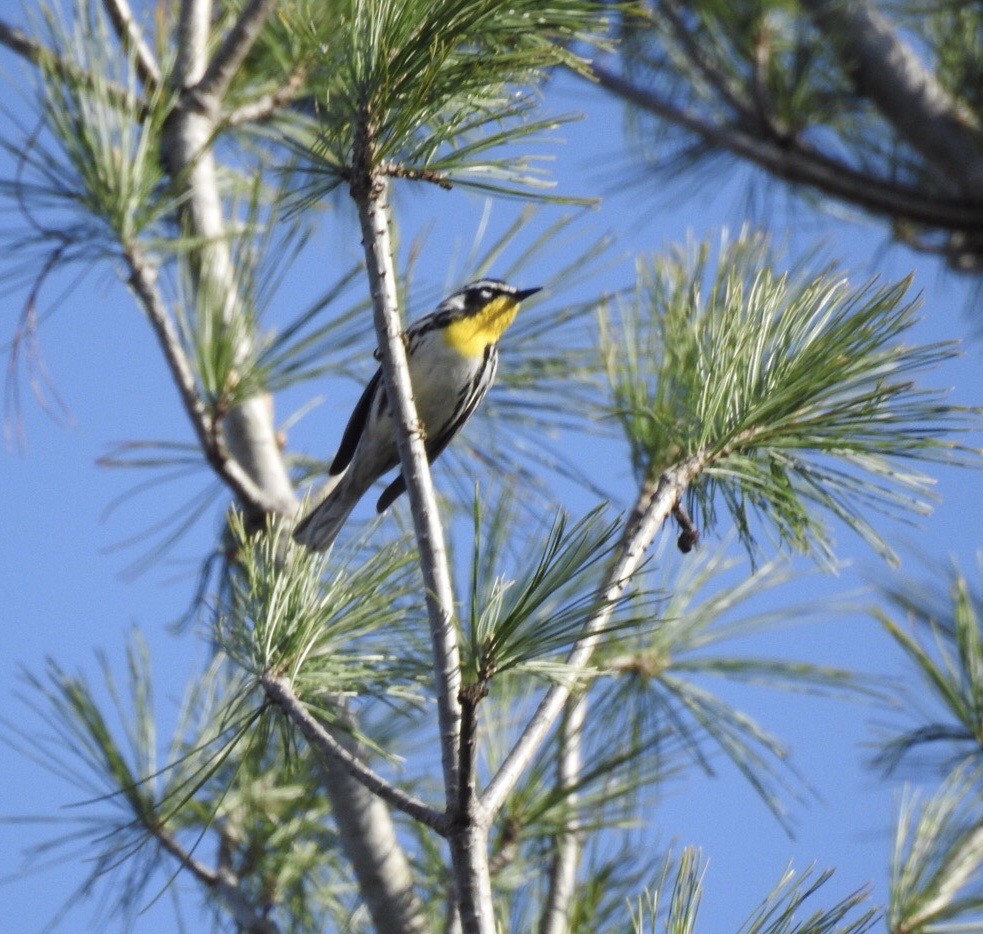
left=442, top=296, right=521, bottom=357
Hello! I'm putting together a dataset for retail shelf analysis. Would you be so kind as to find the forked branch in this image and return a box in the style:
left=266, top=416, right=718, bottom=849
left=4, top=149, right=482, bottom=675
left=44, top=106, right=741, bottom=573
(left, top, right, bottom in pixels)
left=154, top=823, right=280, bottom=934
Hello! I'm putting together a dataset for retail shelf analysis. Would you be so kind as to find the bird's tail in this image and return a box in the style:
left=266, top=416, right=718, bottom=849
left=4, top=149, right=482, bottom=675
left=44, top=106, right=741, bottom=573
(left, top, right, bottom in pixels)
left=292, top=470, right=365, bottom=552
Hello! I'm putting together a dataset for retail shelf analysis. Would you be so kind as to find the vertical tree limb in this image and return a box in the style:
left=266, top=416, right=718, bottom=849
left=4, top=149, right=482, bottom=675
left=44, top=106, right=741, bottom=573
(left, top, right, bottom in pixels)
left=451, top=687, right=495, bottom=934
left=175, top=0, right=211, bottom=88
left=162, top=7, right=428, bottom=927
left=166, top=0, right=297, bottom=520
left=350, top=166, right=463, bottom=809
left=540, top=695, right=586, bottom=934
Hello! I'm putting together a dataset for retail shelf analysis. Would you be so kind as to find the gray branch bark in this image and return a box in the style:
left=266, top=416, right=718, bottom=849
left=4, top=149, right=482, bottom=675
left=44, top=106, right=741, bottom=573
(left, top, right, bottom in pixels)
left=802, top=0, right=983, bottom=193
left=163, top=6, right=428, bottom=929
left=124, top=248, right=289, bottom=514
left=590, top=63, right=983, bottom=233
left=351, top=171, right=464, bottom=808
left=155, top=823, right=280, bottom=933
left=260, top=674, right=446, bottom=832
left=101, top=0, right=161, bottom=90
left=540, top=696, right=586, bottom=934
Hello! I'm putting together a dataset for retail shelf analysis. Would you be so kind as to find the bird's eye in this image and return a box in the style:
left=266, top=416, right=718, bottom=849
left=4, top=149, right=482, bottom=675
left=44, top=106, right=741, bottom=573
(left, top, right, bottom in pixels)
left=479, top=288, right=492, bottom=301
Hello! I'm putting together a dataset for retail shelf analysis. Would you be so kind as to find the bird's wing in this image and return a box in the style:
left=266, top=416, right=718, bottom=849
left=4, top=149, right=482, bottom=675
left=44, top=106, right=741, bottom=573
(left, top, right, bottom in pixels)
left=375, top=353, right=497, bottom=513
left=330, top=368, right=383, bottom=475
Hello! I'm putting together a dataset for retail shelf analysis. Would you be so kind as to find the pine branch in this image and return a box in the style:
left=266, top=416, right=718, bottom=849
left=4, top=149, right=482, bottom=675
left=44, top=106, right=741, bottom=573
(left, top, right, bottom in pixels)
left=317, top=739, right=432, bottom=934
left=195, top=0, right=280, bottom=104
left=0, top=18, right=42, bottom=62
left=175, top=0, right=210, bottom=86
left=589, top=62, right=983, bottom=234
left=166, top=8, right=428, bottom=927
left=124, top=247, right=283, bottom=516
left=452, top=686, right=496, bottom=932
left=225, top=67, right=308, bottom=127
left=802, top=0, right=983, bottom=192
left=164, top=3, right=297, bottom=520
left=259, top=674, right=447, bottom=833
left=482, top=456, right=705, bottom=818
left=154, top=825, right=280, bottom=934
left=101, top=0, right=161, bottom=90
left=0, top=16, right=146, bottom=116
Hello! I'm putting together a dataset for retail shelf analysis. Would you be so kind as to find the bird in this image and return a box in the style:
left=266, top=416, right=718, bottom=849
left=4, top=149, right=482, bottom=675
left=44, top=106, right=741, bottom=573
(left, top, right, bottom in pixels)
left=293, top=279, right=541, bottom=551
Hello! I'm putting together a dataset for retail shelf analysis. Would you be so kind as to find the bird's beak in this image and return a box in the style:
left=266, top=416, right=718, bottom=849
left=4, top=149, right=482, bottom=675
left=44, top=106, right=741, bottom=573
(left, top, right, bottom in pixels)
left=515, top=286, right=542, bottom=302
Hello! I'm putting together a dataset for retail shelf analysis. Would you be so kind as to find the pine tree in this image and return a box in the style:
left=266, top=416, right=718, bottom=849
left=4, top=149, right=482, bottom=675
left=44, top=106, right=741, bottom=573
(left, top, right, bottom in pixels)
left=1, top=2, right=980, bottom=931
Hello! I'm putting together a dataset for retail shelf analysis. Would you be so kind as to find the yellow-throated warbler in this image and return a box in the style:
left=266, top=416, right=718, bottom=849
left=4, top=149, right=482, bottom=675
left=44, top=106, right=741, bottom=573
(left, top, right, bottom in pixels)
left=293, top=279, right=541, bottom=550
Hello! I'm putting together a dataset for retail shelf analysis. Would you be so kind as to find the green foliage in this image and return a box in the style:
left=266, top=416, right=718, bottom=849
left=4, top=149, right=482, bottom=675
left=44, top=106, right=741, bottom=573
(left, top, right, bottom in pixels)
left=460, top=490, right=627, bottom=686
left=218, top=515, right=425, bottom=713
left=614, top=0, right=929, bottom=191
left=629, top=849, right=878, bottom=934
left=480, top=690, right=677, bottom=895
left=889, top=766, right=983, bottom=934
left=2, top=632, right=374, bottom=931
left=874, top=563, right=983, bottom=775
left=737, top=866, right=878, bottom=934
left=4, top=0, right=982, bottom=929
left=289, top=0, right=608, bottom=200
left=592, top=547, right=876, bottom=828
left=600, top=231, right=973, bottom=564
left=0, top=0, right=174, bottom=261
left=2, top=636, right=255, bottom=927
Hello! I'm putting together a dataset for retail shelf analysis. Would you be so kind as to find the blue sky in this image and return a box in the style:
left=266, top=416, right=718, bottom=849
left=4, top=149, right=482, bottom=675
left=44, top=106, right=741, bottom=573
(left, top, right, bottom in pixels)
left=1, top=4, right=982, bottom=930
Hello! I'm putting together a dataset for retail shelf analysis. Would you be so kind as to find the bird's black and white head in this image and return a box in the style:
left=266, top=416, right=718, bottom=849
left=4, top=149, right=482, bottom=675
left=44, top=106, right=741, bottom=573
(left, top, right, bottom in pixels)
left=437, top=279, right=542, bottom=357
left=441, top=279, right=541, bottom=317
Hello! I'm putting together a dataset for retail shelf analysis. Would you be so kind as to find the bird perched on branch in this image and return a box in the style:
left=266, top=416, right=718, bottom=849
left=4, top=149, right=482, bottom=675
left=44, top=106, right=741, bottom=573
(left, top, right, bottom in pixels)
left=293, top=279, right=541, bottom=551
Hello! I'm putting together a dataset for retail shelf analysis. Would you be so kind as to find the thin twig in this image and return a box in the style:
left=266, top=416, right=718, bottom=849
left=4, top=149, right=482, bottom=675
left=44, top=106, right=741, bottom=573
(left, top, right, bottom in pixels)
left=124, top=247, right=284, bottom=517
left=154, top=824, right=281, bottom=933
left=224, top=67, right=308, bottom=127
left=0, top=18, right=40, bottom=61
left=0, top=17, right=146, bottom=116
left=260, top=673, right=449, bottom=833
left=481, top=457, right=705, bottom=818
left=661, top=0, right=752, bottom=120
left=100, top=0, right=161, bottom=90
